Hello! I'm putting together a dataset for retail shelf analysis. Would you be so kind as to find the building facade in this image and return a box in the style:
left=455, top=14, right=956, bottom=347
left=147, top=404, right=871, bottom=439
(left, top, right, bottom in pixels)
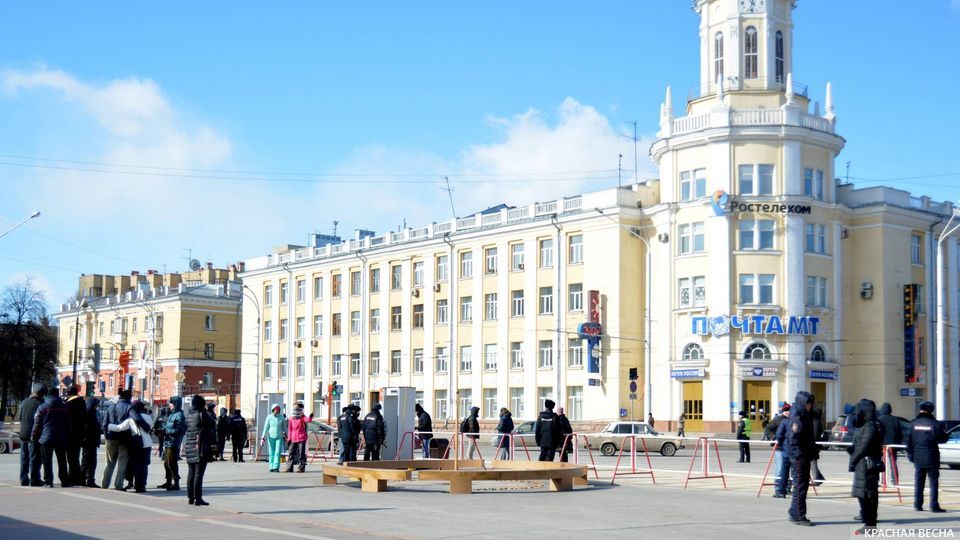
left=54, top=265, right=244, bottom=409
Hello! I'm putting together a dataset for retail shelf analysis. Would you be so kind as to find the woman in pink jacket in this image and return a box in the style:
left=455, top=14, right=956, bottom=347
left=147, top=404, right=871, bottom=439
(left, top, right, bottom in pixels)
left=285, top=404, right=309, bottom=473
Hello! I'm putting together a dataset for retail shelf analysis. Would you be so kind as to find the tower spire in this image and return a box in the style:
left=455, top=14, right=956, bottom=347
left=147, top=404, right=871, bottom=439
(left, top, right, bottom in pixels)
left=824, top=81, right=836, bottom=123
left=785, top=72, right=795, bottom=104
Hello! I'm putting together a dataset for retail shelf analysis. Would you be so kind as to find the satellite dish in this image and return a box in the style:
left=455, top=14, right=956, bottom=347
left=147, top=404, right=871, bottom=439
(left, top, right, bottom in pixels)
left=189, top=259, right=202, bottom=271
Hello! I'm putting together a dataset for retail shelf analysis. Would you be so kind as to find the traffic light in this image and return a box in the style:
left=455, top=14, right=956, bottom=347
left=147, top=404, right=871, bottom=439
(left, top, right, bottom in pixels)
left=330, top=381, right=339, bottom=398
left=92, top=344, right=101, bottom=373
left=629, top=368, right=638, bottom=381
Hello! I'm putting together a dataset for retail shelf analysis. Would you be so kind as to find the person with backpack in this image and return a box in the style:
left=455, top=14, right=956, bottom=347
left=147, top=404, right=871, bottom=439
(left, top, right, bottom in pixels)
left=461, top=406, right=481, bottom=459
left=906, top=401, right=949, bottom=512
left=786, top=391, right=819, bottom=526
left=535, top=399, right=560, bottom=461
left=848, top=399, right=884, bottom=531
left=361, top=404, right=387, bottom=461
left=736, top=410, right=751, bottom=463
left=495, top=408, right=514, bottom=460
left=159, top=396, right=186, bottom=491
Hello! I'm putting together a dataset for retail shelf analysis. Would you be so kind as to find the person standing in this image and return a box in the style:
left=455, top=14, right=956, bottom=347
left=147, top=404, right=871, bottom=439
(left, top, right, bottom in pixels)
left=17, top=383, right=46, bottom=487
left=286, top=404, right=308, bottom=472
left=184, top=395, right=214, bottom=506
left=535, top=399, right=560, bottom=462
left=152, top=407, right=167, bottom=458
left=786, top=391, right=818, bottom=526
left=348, top=405, right=362, bottom=461
left=216, top=407, right=230, bottom=461
left=677, top=413, right=686, bottom=438
left=906, top=401, right=948, bottom=513
left=101, top=389, right=133, bottom=490
left=159, top=397, right=186, bottom=490
left=31, top=388, right=71, bottom=488
left=461, top=406, right=481, bottom=460
left=81, top=395, right=102, bottom=488
left=772, top=404, right=792, bottom=498
left=848, top=399, right=884, bottom=531
left=229, top=409, right=248, bottom=462
left=495, top=408, right=514, bottom=460
left=362, top=404, right=387, bottom=461
left=64, top=385, right=87, bottom=487
left=877, top=402, right=903, bottom=484
left=131, top=401, right=154, bottom=493
left=260, top=404, right=284, bottom=472
left=647, top=413, right=655, bottom=429
left=810, top=406, right=827, bottom=486
left=736, top=410, right=752, bottom=463
left=415, top=404, right=432, bottom=459
left=557, top=407, right=574, bottom=463
left=337, top=406, right=354, bottom=464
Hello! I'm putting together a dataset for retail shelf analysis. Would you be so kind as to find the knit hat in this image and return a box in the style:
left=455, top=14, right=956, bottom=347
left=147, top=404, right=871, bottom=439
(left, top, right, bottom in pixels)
left=544, top=399, right=556, bottom=410
left=919, top=401, right=935, bottom=413
left=781, top=403, right=791, bottom=411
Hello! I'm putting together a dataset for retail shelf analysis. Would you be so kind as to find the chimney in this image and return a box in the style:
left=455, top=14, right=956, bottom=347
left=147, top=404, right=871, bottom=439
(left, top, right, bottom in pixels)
left=237, top=261, right=245, bottom=272
left=206, top=261, right=213, bottom=270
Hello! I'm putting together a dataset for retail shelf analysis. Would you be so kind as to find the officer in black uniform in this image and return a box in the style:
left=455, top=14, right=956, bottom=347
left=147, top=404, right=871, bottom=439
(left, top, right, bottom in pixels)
left=534, top=399, right=560, bottom=461
left=348, top=405, right=363, bottom=461
left=362, top=404, right=387, bottom=461
left=906, top=401, right=948, bottom=512
left=336, top=407, right=354, bottom=464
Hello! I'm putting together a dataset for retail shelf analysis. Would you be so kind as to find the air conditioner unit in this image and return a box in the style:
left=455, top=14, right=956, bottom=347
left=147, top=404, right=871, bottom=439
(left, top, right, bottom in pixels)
left=311, top=340, right=319, bottom=347
left=860, top=281, right=874, bottom=300
left=412, top=289, right=420, bottom=298
left=296, top=340, right=302, bottom=348
left=841, top=228, right=850, bottom=239
left=657, top=232, right=669, bottom=243
left=433, top=283, right=441, bottom=292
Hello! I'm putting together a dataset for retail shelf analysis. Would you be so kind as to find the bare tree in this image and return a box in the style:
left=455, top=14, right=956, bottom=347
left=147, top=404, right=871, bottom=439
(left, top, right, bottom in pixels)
left=1, top=277, right=57, bottom=420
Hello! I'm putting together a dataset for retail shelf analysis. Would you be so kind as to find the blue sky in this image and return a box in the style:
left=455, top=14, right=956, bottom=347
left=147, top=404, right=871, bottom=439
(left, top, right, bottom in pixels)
left=1, top=1, right=959, bottom=309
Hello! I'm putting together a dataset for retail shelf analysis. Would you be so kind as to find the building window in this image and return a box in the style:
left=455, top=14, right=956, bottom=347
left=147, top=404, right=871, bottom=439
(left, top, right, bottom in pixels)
left=744, top=343, right=771, bottom=360
left=313, top=315, right=323, bottom=337
left=436, top=299, right=448, bottom=325
left=296, top=317, right=305, bottom=339
left=484, top=293, right=498, bottom=320
left=313, top=355, right=323, bottom=377
left=539, top=286, right=553, bottom=315
left=511, top=243, right=525, bottom=271
left=391, top=265, right=402, bottom=290
left=413, top=349, right=423, bottom=374
left=263, top=358, right=273, bottom=380
left=413, top=304, right=424, bottom=329
left=350, top=311, right=360, bottom=335
left=99, top=322, right=104, bottom=336
left=775, top=31, right=784, bottom=84
left=204, top=315, right=216, bottom=331
left=435, top=390, right=448, bottom=421
left=744, top=26, right=758, bottom=79
left=279, top=357, right=288, bottom=379
left=805, top=224, right=827, bottom=254
left=567, top=386, right=583, bottom=421
left=803, top=168, right=825, bottom=201
left=370, top=351, right=380, bottom=374
left=350, top=271, right=361, bottom=296
left=391, top=306, right=402, bottom=331
left=296, top=355, right=305, bottom=378
left=810, top=345, right=826, bottom=363
left=738, top=164, right=774, bottom=195
left=332, top=354, right=342, bottom=376
left=510, top=388, right=525, bottom=420
left=331, top=313, right=341, bottom=336
left=203, top=343, right=215, bottom=360
left=332, top=274, right=342, bottom=297
left=805, top=276, right=829, bottom=307
left=435, top=346, right=448, bottom=373
left=511, top=290, right=525, bottom=317
left=436, top=255, right=449, bottom=282
left=370, top=268, right=380, bottom=293
left=390, top=351, right=402, bottom=374
left=483, top=389, right=498, bottom=419
left=568, top=340, right=584, bottom=368
left=460, top=345, right=472, bottom=372
left=297, top=279, right=305, bottom=303
left=313, top=277, right=323, bottom=300
left=264, top=320, right=272, bottom=342
left=693, top=276, right=705, bottom=306
left=911, top=235, right=922, bottom=265
left=133, top=318, right=138, bottom=333
left=759, top=274, right=775, bottom=304
left=460, top=296, right=473, bottom=322
left=569, top=234, right=583, bottom=264
left=680, top=168, right=707, bottom=201
left=679, top=278, right=690, bottom=307
left=540, top=238, right=554, bottom=268
left=350, top=392, right=361, bottom=409
left=678, top=223, right=705, bottom=254
left=413, top=261, right=424, bottom=288
left=484, top=344, right=497, bottom=371
left=350, top=353, right=360, bottom=376
left=538, top=387, right=552, bottom=412
left=415, top=392, right=423, bottom=408
left=485, top=247, right=498, bottom=275
left=265, top=284, right=273, bottom=306
left=569, top=283, right=583, bottom=311
left=460, top=251, right=473, bottom=279
left=510, top=342, right=523, bottom=369
left=538, top=340, right=554, bottom=369
left=279, top=318, right=288, bottom=340
left=683, top=343, right=704, bottom=361
left=369, top=309, right=380, bottom=333
left=714, top=31, right=724, bottom=81
left=280, top=282, right=288, bottom=304
left=739, top=220, right=775, bottom=250
left=459, top=389, right=473, bottom=418
left=739, top=274, right=775, bottom=305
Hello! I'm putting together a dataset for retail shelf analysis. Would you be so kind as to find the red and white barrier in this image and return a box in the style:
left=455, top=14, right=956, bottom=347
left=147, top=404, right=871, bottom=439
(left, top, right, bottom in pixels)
left=683, top=437, right=726, bottom=489
left=610, top=435, right=656, bottom=485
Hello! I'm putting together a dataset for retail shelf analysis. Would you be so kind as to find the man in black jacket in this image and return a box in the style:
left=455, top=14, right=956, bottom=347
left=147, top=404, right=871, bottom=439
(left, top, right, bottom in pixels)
left=877, top=403, right=903, bottom=481
left=785, top=391, right=818, bottom=526
left=557, top=407, right=574, bottom=462
left=32, top=388, right=71, bottom=487
left=535, top=399, right=560, bottom=461
left=101, top=389, right=133, bottom=490
left=362, top=404, right=387, bottom=461
left=337, top=407, right=354, bottom=463
left=229, top=410, right=248, bottom=462
left=906, top=401, right=948, bottom=512
left=64, top=385, right=87, bottom=486
left=82, top=396, right=102, bottom=488
left=216, top=408, right=230, bottom=461
left=17, top=383, right=46, bottom=486
left=461, top=406, right=481, bottom=459
left=415, top=404, right=432, bottom=459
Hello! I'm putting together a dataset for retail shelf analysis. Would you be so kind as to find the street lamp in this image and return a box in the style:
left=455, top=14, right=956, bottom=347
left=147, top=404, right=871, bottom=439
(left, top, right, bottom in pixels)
left=935, top=200, right=960, bottom=416
left=0, top=211, right=41, bottom=240
left=71, top=299, right=89, bottom=385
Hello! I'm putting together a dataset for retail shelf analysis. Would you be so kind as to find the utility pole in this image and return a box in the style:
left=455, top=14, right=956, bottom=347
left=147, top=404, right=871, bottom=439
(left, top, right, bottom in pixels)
left=442, top=176, right=457, bottom=219
left=622, top=122, right=640, bottom=184
left=618, top=154, right=623, bottom=187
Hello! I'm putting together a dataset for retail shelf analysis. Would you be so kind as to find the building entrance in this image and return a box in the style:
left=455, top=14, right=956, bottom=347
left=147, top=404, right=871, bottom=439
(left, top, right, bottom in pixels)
left=810, top=382, right=826, bottom=417
left=682, top=381, right=704, bottom=432
left=742, top=381, right=771, bottom=427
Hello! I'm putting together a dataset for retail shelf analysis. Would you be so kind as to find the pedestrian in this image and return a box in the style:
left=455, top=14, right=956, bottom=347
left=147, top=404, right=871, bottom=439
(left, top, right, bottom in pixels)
left=131, top=400, right=155, bottom=493
left=348, top=405, right=362, bottom=461
left=557, top=407, right=574, bottom=462
left=286, top=403, right=308, bottom=472
left=906, top=401, right=948, bottom=513
left=216, top=407, right=230, bottom=461
left=495, top=408, right=514, bottom=460
left=229, top=409, right=248, bottom=462
left=736, top=410, right=751, bottom=463
left=101, top=389, right=133, bottom=490
left=647, top=413, right=655, bottom=429
left=877, top=402, right=903, bottom=484
left=158, top=396, right=186, bottom=491
left=81, top=395, right=102, bottom=488
left=31, top=387, right=70, bottom=488
left=677, top=413, right=686, bottom=438
left=535, top=399, right=560, bottom=461
left=415, top=403, right=432, bottom=459
left=337, top=406, right=353, bottom=463
left=772, top=404, right=792, bottom=498
left=152, top=407, right=167, bottom=458
left=64, top=385, right=87, bottom=487
left=184, top=395, right=215, bottom=506
left=764, top=405, right=785, bottom=441
left=786, top=391, right=818, bottom=526
left=121, top=399, right=153, bottom=491
left=362, top=404, right=387, bottom=461
left=810, top=405, right=826, bottom=486
left=760, top=410, right=770, bottom=441
left=17, top=383, right=46, bottom=487
left=460, top=406, right=481, bottom=459
left=260, top=404, right=284, bottom=472
left=848, top=399, right=884, bottom=531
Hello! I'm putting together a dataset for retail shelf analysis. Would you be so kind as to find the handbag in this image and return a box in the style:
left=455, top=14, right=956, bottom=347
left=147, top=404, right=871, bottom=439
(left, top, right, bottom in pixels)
left=864, top=456, right=885, bottom=474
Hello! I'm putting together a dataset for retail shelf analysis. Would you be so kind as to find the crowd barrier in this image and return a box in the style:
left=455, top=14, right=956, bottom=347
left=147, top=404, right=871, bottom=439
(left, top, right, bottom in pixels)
left=610, top=435, right=657, bottom=485
left=683, top=437, right=726, bottom=489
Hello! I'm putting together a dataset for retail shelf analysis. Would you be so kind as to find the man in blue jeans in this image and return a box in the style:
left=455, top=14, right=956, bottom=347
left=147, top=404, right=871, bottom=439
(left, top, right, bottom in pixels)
left=415, top=404, right=432, bottom=458
left=17, top=384, right=47, bottom=486
left=772, top=404, right=792, bottom=497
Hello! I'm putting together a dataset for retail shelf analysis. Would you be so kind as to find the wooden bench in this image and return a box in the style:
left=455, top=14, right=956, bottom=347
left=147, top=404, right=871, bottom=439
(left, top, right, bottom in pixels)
left=322, top=463, right=412, bottom=492
left=418, top=462, right=588, bottom=494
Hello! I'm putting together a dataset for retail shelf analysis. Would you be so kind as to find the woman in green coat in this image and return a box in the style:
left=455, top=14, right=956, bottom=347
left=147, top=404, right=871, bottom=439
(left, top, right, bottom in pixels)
left=260, top=404, right=284, bottom=472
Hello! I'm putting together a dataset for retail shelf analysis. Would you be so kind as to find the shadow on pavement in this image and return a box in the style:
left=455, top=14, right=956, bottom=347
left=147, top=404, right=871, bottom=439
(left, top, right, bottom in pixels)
left=145, top=484, right=310, bottom=497
left=248, top=508, right=396, bottom=515
left=0, top=517, right=97, bottom=539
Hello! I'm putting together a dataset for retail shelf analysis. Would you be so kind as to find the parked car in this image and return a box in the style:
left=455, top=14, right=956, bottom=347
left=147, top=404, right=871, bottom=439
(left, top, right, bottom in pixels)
left=939, top=425, right=960, bottom=469
left=0, top=428, right=21, bottom=453
left=583, top=421, right=683, bottom=457
left=306, top=420, right=340, bottom=451
left=828, top=414, right=855, bottom=449
left=488, top=420, right=536, bottom=449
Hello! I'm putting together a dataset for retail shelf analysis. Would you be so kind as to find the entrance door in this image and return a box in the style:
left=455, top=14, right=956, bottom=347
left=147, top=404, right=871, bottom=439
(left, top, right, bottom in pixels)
left=369, top=391, right=381, bottom=411
left=743, top=381, right=772, bottom=427
left=809, top=382, right=826, bottom=417
left=682, top=381, right=704, bottom=432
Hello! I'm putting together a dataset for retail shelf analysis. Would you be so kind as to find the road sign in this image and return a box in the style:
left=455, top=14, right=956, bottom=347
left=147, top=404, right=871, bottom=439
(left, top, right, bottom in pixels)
left=629, top=393, right=637, bottom=400
left=619, top=408, right=628, bottom=417
left=629, top=380, right=638, bottom=393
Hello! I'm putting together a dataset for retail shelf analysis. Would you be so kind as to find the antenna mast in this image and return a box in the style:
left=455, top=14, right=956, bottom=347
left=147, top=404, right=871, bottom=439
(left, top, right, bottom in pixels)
left=442, top=176, right=457, bottom=219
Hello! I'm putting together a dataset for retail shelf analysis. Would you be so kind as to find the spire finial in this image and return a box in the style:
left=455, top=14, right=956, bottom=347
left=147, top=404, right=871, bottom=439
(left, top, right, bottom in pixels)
left=664, top=85, right=673, bottom=116
left=824, top=81, right=836, bottom=122
left=785, top=72, right=795, bottom=103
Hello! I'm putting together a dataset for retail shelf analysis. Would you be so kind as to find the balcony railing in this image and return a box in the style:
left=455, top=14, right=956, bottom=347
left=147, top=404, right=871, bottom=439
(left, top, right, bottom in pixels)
left=687, top=76, right=808, bottom=102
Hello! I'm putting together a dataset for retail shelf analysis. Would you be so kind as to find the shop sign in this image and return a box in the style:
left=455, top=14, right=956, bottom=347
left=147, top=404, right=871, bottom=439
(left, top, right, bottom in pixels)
left=710, top=190, right=812, bottom=217
left=899, top=388, right=924, bottom=397
left=740, top=366, right=777, bottom=377
left=671, top=368, right=706, bottom=379
left=692, top=314, right=820, bottom=337
left=809, top=370, right=837, bottom=380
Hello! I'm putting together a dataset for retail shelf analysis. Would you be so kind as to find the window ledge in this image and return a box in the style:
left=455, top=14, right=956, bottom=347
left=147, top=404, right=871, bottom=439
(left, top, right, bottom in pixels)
left=674, top=253, right=707, bottom=260
left=732, top=250, right=782, bottom=256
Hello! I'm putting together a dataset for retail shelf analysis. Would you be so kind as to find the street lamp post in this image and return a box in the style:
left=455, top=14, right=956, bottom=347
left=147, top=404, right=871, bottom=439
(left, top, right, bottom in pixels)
left=71, top=299, right=89, bottom=385
left=935, top=200, right=960, bottom=415
left=0, top=211, right=40, bottom=240
left=242, top=284, right=262, bottom=443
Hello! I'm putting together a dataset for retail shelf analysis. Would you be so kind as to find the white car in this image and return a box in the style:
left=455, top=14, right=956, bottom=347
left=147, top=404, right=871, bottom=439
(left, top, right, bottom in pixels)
left=940, top=425, right=960, bottom=469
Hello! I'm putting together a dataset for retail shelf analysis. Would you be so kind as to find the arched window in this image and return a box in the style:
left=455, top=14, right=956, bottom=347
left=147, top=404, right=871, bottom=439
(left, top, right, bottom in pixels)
left=775, top=31, right=784, bottom=84
left=744, top=342, right=770, bottom=360
left=810, top=345, right=826, bottom=363
left=714, top=32, right=724, bottom=83
left=683, top=343, right=704, bottom=361
left=744, top=26, right=758, bottom=79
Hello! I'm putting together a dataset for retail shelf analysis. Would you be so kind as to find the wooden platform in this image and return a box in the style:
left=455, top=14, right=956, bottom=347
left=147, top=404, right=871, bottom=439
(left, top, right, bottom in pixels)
left=321, top=460, right=589, bottom=494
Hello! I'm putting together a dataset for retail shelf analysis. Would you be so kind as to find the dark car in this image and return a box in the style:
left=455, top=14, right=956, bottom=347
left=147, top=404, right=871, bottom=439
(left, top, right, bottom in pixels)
left=828, top=414, right=855, bottom=449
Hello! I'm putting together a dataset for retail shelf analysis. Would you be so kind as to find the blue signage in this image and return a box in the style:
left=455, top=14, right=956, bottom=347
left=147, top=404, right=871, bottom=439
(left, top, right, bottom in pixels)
left=692, top=314, right=820, bottom=336
left=579, top=322, right=602, bottom=375
left=809, top=370, right=837, bottom=380
left=671, top=368, right=706, bottom=379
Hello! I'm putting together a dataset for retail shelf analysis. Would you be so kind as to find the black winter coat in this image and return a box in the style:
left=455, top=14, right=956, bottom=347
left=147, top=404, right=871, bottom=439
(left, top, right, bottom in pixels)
left=786, top=391, right=818, bottom=461
left=184, top=410, right=216, bottom=464
left=83, top=397, right=102, bottom=447
left=463, top=410, right=480, bottom=440
left=32, top=396, right=69, bottom=446
left=362, top=411, right=386, bottom=444
left=17, top=395, right=44, bottom=441
left=416, top=410, right=432, bottom=441
left=65, top=395, right=87, bottom=443
left=906, top=412, right=948, bottom=468
left=229, top=415, right=248, bottom=443
left=848, top=399, right=884, bottom=498
left=534, top=410, right=560, bottom=449
left=877, top=403, right=903, bottom=446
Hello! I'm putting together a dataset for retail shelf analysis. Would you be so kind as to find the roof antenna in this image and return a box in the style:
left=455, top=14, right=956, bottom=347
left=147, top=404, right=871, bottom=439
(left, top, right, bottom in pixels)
left=442, top=176, right=457, bottom=219
left=332, top=220, right=339, bottom=237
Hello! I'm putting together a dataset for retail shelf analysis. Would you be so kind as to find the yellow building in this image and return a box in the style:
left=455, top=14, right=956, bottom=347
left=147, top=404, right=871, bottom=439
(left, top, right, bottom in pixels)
left=54, top=264, right=244, bottom=409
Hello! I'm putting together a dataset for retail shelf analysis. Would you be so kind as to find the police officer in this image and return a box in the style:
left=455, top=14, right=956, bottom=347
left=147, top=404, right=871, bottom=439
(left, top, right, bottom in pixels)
left=534, top=399, right=560, bottom=461
left=737, top=410, right=752, bottom=463
left=786, top=391, right=818, bottom=526
left=362, top=404, right=387, bottom=461
left=348, top=405, right=363, bottom=461
left=906, top=401, right=948, bottom=512
left=336, top=406, right=354, bottom=464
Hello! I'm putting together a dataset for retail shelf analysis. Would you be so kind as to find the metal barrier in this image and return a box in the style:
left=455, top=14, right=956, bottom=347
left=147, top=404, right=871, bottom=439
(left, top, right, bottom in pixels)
left=568, top=433, right=599, bottom=479
left=756, top=441, right=818, bottom=497
left=683, top=437, right=726, bottom=489
left=610, top=435, right=656, bottom=485
left=881, top=444, right=903, bottom=503
left=308, top=431, right=336, bottom=464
